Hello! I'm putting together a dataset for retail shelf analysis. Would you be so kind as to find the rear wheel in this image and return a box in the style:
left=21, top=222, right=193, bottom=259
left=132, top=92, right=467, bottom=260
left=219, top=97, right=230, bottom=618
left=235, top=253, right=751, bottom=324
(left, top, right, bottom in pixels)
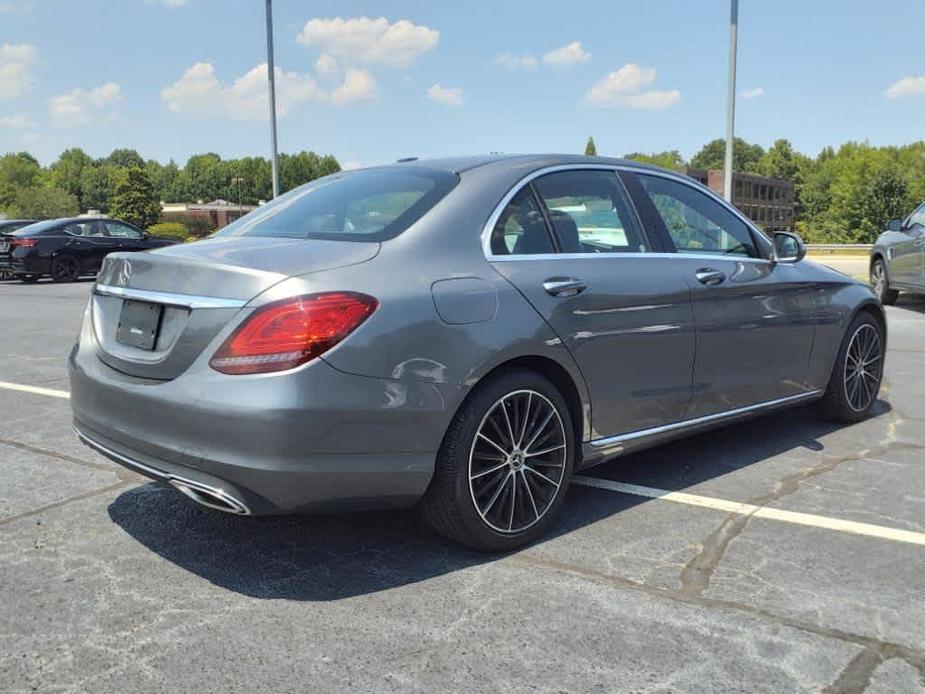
left=871, top=258, right=898, bottom=305
left=50, top=254, right=80, bottom=283
left=817, top=312, right=885, bottom=423
left=422, top=369, right=574, bottom=551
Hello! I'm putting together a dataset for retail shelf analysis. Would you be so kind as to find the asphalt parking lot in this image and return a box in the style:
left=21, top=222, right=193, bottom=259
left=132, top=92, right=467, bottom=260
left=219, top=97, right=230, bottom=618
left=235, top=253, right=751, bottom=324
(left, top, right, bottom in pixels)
left=1, top=277, right=924, bottom=694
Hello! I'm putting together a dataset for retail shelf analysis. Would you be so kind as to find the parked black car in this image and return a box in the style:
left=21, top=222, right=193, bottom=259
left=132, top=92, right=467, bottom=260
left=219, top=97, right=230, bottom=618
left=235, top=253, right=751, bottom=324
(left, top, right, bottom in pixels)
left=0, top=219, right=38, bottom=280
left=2, top=218, right=179, bottom=283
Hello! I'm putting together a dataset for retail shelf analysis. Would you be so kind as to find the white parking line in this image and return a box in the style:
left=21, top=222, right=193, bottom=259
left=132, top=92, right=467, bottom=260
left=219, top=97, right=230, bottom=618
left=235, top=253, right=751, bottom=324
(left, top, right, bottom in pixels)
left=573, top=476, right=925, bottom=547
left=0, top=380, right=70, bottom=399
left=2, top=378, right=922, bottom=547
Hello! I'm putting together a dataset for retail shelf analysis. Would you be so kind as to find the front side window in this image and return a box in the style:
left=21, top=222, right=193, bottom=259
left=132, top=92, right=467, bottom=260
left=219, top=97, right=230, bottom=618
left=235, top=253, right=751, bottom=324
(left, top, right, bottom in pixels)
left=216, top=168, right=458, bottom=242
left=637, top=174, right=760, bottom=258
left=489, top=187, right=555, bottom=255
left=532, top=170, right=647, bottom=254
left=906, top=204, right=925, bottom=229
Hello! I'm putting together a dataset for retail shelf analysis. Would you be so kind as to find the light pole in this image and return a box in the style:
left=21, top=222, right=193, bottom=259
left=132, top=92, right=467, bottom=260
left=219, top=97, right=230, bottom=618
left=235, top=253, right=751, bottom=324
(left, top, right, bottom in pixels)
left=231, top=176, right=244, bottom=216
left=723, top=0, right=738, bottom=202
left=265, top=0, right=280, bottom=199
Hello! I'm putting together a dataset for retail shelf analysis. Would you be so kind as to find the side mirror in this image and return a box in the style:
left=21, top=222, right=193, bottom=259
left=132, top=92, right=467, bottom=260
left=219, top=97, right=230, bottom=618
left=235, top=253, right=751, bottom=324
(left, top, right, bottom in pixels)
left=141, top=232, right=150, bottom=239
left=771, top=231, right=806, bottom=264
left=887, top=218, right=903, bottom=232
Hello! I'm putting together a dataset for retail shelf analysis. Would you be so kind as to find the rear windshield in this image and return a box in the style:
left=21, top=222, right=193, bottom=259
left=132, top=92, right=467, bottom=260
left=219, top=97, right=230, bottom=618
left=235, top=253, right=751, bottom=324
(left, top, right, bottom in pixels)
left=11, top=220, right=62, bottom=236
left=216, top=167, right=459, bottom=242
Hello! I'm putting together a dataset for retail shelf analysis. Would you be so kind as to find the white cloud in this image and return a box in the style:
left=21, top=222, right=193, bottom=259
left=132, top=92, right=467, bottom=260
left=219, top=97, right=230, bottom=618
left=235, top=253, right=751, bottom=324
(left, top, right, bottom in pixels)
left=583, top=63, right=679, bottom=110
left=161, top=62, right=326, bottom=120
left=297, top=17, right=439, bottom=69
left=145, top=0, right=188, bottom=6
left=0, top=2, right=32, bottom=15
left=427, top=83, right=463, bottom=107
left=0, top=43, right=36, bottom=98
left=49, top=82, right=122, bottom=126
left=742, top=86, right=765, bottom=99
left=495, top=52, right=537, bottom=71
left=884, top=75, right=925, bottom=98
left=0, top=113, right=35, bottom=129
left=315, top=53, right=338, bottom=76
left=331, top=68, right=378, bottom=105
left=542, top=41, right=590, bottom=68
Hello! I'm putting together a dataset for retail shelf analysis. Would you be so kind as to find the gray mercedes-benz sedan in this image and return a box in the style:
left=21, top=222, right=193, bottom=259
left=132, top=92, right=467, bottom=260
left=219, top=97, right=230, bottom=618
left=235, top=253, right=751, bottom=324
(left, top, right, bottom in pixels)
left=69, top=154, right=886, bottom=550
left=870, top=203, right=925, bottom=304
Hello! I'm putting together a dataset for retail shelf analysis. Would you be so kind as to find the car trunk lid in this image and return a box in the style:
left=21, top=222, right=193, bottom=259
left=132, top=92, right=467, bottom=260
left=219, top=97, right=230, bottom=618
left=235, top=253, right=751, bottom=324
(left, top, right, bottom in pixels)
left=91, top=236, right=380, bottom=380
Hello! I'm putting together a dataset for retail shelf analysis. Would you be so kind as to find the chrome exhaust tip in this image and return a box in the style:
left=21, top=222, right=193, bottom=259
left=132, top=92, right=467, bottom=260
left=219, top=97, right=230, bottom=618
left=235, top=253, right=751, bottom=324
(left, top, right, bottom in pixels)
left=168, top=478, right=251, bottom=515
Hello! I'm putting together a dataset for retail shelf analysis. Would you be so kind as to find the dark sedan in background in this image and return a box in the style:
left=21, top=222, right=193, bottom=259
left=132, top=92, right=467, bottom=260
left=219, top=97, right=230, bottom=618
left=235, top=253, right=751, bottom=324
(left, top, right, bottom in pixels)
left=0, top=219, right=38, bottom=280
left=870, top=202, right=925, bottom=304
left=1, top=217, right=178, bottom=283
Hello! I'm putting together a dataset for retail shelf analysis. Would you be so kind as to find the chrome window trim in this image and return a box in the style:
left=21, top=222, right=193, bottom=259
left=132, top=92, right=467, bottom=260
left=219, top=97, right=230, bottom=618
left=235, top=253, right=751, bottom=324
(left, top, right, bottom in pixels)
left=587, top=389, right=822, bottom=455
left=94, top=284, right=247, bottom=310
left=480, top=163, right=772, bottom=262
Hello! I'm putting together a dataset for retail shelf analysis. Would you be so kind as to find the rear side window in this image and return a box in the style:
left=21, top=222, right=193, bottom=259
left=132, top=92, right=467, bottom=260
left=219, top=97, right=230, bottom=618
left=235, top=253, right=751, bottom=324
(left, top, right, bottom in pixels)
left=63, top=221, right=104, bottom=237
left=532, top=170, right=647, bottom=253
left=636, top=174, right=759, bottom=258
left=216, top=168, right=458, bottom=242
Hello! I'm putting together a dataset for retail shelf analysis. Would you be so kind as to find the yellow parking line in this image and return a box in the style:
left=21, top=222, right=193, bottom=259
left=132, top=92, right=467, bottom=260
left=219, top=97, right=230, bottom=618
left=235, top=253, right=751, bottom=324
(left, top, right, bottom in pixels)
left=573, top=476, right=925, bottom=547
left=0, top=380, right=70, bottom=399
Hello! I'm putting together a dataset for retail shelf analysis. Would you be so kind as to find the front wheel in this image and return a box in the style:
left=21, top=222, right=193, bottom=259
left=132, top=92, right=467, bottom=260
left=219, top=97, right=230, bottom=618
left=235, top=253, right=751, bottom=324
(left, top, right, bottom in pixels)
left=817, top=312, right=885, bottom=423
left=871, top=259, right=898, bottom=305
left=422, top=369, right=574, bottom=551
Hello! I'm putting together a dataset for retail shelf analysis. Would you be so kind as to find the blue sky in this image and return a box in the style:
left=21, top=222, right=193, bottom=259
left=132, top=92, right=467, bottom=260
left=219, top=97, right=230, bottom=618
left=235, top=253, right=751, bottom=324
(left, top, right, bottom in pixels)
left=1, top=0, right=924, bottom=167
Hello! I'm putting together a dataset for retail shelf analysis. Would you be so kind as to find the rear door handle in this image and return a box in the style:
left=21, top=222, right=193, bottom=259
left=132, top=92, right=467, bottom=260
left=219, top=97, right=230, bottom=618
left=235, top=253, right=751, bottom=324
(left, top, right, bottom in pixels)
left=695, top=268, right=726, bottom=286
left=543, top=278, right=587, bottom=297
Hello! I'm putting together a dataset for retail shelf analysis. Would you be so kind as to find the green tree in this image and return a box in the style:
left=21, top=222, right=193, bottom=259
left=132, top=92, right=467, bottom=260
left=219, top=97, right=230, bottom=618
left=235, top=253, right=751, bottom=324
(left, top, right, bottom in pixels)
left=109, top=167, right=161, bottom=228
left=105, top=148, right=146, bottom=169
left=49, top=148, right=93, bottom=206
left=11, top=187, right=79, bottom=219
left=0, top=152, right=42, bottom=211
left=625, top=150, right=686, bottom=170
left=584, top=136, right=597, bottom=156
left=691, top=137, right=765, bottom=173
left=79, top=165, right=112, bottom=212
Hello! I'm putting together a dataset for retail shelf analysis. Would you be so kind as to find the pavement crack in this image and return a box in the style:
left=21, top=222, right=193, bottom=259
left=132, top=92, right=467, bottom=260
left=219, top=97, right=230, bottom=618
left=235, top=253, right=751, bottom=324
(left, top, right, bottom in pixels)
left=821, top=647, right=884, bottom=694
left=0, top=480, right=135, bottom=527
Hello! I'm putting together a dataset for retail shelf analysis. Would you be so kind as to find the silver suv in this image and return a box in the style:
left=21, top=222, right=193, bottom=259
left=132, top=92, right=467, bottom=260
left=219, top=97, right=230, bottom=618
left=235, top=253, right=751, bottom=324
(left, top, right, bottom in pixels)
left=871, top=203, right=925, bottom=304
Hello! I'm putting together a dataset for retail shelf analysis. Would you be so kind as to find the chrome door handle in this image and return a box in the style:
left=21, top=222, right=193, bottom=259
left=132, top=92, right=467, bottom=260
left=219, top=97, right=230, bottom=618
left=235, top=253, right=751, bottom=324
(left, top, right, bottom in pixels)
left=543, top=278, right=587, bottom=297
left=695, top=268, right=726, bottom=286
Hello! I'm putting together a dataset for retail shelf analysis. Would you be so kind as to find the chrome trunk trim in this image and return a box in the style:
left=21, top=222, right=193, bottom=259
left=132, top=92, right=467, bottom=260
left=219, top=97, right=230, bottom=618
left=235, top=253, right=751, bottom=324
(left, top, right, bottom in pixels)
left=94, top=284, right=247, bottom=310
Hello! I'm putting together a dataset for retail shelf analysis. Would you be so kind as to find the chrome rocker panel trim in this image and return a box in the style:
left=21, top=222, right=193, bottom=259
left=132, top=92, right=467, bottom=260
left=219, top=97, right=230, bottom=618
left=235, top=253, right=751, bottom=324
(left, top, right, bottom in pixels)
left=584, top=390, right=823, bottom=460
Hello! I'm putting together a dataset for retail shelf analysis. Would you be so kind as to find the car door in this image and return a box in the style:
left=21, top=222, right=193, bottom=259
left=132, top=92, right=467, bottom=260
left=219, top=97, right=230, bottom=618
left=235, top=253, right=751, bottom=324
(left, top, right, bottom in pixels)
left=889, top=205, right=925, bottom=287
left=486, top=168, right=696, bottom=439
left=626, top=170, right=817, bottom=419
left=103, top=221, right=146, bottom=252
left=899, top=204, right=925, bottom=288
left=61, top=220, right=114, bottom=272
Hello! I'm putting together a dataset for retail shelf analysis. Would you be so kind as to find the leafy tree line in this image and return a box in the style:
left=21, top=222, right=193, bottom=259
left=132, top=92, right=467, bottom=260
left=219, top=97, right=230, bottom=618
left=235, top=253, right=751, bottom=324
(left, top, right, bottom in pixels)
left=620, top=138, right=925, bottom=243
left=0, top=148, right=340, bottom=230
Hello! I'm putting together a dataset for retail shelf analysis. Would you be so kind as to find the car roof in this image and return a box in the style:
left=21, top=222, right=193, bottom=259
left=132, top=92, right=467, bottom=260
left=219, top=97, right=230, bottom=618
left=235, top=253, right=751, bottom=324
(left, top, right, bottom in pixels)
left=363, top=153, right=668, bottom=176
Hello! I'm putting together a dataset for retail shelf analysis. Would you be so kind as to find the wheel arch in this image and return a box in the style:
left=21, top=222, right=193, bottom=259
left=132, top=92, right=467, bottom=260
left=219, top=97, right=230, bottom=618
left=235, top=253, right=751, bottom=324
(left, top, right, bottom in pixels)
left=456, top=354, right=590, bottom=462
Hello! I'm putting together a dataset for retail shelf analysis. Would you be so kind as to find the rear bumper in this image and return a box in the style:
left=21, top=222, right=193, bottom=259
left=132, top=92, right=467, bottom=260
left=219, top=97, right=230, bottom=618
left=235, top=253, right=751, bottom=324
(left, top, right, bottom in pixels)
left=10, top=254, right=48, bottom=275
left=69, top=336, right=467, bottom=515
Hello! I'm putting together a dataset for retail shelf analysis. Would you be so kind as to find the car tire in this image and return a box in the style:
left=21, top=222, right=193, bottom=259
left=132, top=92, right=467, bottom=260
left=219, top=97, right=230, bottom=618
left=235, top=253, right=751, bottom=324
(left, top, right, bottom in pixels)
left=817, top=312, right=885, bottom=423
left=871, top=258, right=898, bottom=305
left=421, top=369, right=574, bottom=551
left=50, top=254, right=80, bottom=283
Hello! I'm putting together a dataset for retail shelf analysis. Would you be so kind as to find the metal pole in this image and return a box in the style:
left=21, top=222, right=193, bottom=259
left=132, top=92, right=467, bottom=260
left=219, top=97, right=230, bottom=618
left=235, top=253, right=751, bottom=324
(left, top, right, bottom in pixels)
left=265, top=0, right=280, bottom=198
left=723, top=0, right=738, bottom=202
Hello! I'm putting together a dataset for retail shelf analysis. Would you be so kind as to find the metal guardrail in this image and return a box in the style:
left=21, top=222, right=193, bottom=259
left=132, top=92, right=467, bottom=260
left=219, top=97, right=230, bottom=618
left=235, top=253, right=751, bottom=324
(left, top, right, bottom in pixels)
left=805, top=244, right=873, bottom=254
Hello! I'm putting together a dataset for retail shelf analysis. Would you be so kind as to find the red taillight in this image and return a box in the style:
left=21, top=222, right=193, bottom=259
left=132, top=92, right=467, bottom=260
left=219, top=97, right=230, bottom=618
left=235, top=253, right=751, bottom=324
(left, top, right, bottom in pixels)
left=11, top=238, right=38, bottom=248
left=209, top=292, right=378, bottom=375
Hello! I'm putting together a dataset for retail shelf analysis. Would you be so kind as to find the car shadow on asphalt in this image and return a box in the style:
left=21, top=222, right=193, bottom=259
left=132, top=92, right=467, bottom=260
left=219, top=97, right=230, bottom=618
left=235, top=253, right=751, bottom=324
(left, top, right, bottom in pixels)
left=107, top=400, right=891, bottom=601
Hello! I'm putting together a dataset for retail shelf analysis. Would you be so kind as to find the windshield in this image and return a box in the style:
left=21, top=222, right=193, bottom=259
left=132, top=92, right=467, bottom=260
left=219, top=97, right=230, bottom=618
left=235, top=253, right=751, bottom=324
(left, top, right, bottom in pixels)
left=216, top=167, right=459, bottom=242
